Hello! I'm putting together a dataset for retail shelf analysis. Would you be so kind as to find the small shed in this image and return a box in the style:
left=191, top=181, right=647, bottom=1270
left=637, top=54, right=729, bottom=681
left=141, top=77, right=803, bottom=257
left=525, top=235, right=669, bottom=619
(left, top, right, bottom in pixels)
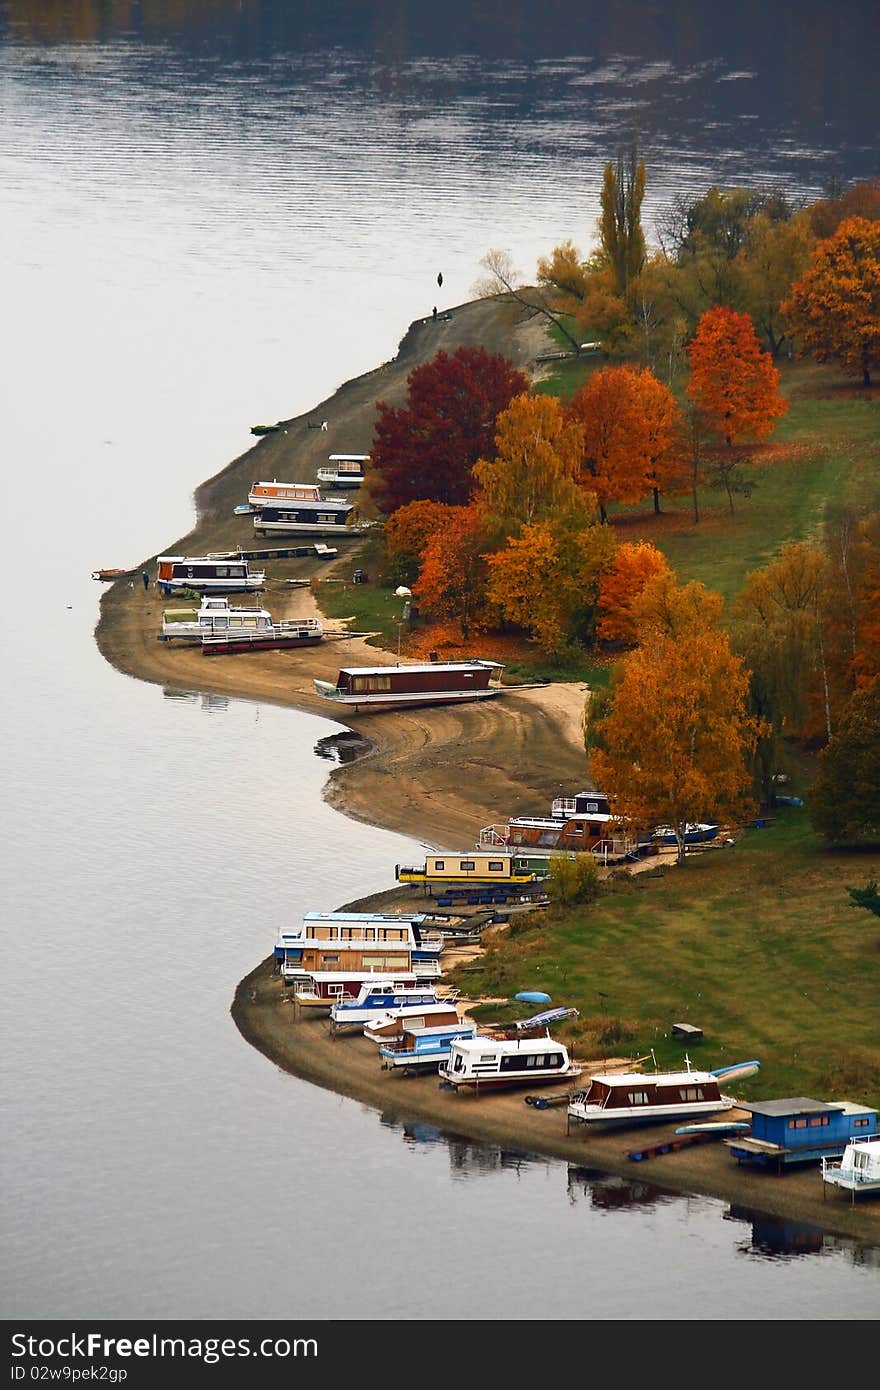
left=725, top=1098, right=878, bottom=1174
left=671, top=1022, right=703, bottom=1042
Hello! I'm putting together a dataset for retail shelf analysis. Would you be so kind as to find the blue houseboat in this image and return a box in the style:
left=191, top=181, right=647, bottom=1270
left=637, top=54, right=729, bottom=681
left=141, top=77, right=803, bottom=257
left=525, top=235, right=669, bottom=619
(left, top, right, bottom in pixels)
left=379, top=1021, right=479, bottom=1073
left=724, top=1098, right=878, bottom=1174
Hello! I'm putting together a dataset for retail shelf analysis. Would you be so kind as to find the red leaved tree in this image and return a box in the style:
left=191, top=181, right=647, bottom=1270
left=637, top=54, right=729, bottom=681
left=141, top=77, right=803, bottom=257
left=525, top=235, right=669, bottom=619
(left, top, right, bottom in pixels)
left=413, top=503, right=494, bottom=640
left=382, top=499, right=455, bottom=585
left=370, top=347, right=529, bottom=514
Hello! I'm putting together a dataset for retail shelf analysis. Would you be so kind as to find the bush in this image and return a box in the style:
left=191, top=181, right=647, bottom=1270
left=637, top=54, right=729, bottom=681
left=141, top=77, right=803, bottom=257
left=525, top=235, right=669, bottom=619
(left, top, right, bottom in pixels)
left=546, top=853, right=601, bottom=906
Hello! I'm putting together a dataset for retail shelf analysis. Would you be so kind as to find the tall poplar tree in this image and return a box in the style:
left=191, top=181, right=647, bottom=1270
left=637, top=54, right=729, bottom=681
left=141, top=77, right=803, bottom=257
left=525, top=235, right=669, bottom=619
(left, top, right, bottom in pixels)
left=599, top=140, right=647, bottom=296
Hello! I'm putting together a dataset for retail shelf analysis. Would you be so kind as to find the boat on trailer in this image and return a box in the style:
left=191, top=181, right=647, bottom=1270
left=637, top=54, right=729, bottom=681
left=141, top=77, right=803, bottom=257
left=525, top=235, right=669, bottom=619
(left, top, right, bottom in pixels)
left=313, top=659, right=506, bottom=713
left=566, top=1056, right=742, bottom=1132
left=160, top=596, right=322, bottom=652
left=155, top=555, right=266, bottom=596
left=316, top=454, right=369, bottom=488
left=438, top=1033, right=581, bottom=1095
left=328, top=980, right=456, bottom=1035
left=380, top=1021, right=479, bottom=1074
left=362, top=1000, right=463, bottom=1044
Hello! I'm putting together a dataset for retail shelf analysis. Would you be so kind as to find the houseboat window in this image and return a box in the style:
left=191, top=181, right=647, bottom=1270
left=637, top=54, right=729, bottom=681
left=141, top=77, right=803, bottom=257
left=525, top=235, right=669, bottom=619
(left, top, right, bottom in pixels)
left=791, top=1118, right=808, bottom=1129
left=589, top=824, right=601, bottom=834
left=215, top=566, right=228, bottom=578
left=459, top=861, right=476, bottom=872
left=854, top=1117, right=871, bottom=1127
left=322, top=954, right=339, bottom=964
left=479, top=1055, right=496, bottom=1065
left=434, top=860, right=445, bottom=871
left=231, top=567, right=245, bottom=577
left=627, top=1091, right=650, bottom=1106
left=488, top=861, right=504, bottom=872
left=585, top=802, right=598, bottom=813
left=351, top=675, right=392, bottom=693
left=327, top=984, right=345, bottom=995
left=571, top=825, right=583, bottom=835
left=682, top=1088, right=704, bottom=1101
left=809, top=1116, right=829, bottom=1127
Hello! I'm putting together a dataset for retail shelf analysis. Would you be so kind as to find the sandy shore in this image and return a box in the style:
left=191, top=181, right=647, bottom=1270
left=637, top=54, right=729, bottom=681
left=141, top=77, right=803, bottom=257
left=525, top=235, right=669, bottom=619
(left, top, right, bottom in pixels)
left=94, top=297, right=880, bottom=1250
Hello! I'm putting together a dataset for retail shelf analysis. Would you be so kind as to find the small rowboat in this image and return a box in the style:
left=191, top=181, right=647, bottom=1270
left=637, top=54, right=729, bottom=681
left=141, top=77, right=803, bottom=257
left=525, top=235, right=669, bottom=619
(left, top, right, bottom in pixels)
left=91, top=567, right=135, bottom=581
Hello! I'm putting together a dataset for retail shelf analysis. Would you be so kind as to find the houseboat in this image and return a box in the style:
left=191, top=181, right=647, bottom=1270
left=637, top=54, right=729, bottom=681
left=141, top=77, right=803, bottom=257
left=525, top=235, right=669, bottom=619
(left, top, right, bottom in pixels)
left=478, top=789, right=635, bottom=862
left=247, top=479, right=322, bottom=509
left=275, top=911, right=444, bottom=984
left=155, top=555, right=266, bottom=596
left=313, top=659, right=506, bottom=713
left=253, top=498, right=364, bottom=537
left=362, top=1000, right=463, bottom=1044
left=290, top=971, right=426, bottom=1012
left=380, top=1021, right=479, bottom=1074
left=724, top=1099, right=878, bottom=1174
left=326, top=984, right=455, bottom=1039
left=821, top=1133, right=880, bottom=1199
left=566, top=1057, right=743, bottom=1132
left=395, top=849, right=556, bottom=894
left=161, top=596, right=272, bottom=642
left=316, top=454, right=369, bottom=488
left=201, top=616, right=323, bottom=654
left=438, top=1034, right=581, bottom=1094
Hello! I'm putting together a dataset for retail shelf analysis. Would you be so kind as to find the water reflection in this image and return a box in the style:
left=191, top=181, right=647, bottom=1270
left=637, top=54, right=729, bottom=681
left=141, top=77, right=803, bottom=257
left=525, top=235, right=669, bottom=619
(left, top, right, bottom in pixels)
left=379, top=1112, right=543, bottom=1176
left=566, top=1165, right=676, bottom=1211
left=314, top=730, right=373, bottom=764
left=726, top=1205, right=828, bottom=1259
left=161, top=687, right=230, bottom=714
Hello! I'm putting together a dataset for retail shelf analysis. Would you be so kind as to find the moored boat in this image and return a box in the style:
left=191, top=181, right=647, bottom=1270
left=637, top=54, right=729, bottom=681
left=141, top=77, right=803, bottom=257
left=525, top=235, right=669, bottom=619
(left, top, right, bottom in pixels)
left=328, top=980, right=457, bottom=1035
left=313, top=659, right=506, bottom=712
left=653, top=823, right=719, bottom=846
left=275, top=911, right=445, bottom=986
left=253, top=499, right=367, bottom=537
left=566, top=1056, right=742, bottom=1132
left=160, top=596, right=274, bottom=643
left=316, top=454, right=369, bottom=488
left=821, top=1133, right=880, bottom=1198
left=395, top=848, right=555, bottom=894
left=247, top=479, right=323, bottom=508
left=155, top=554, right=266, bottom=595
left=380, top=1021, right=479, bottom=1073
left=362, top=1000, right=463, bottom=1044
left=438, top=1033, right=581, bottom=1094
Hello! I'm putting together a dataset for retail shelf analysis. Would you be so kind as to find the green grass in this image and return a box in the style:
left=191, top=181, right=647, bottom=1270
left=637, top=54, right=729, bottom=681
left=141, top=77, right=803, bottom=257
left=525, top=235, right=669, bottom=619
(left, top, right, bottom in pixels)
left=445, top=812, right=880, bottom=1110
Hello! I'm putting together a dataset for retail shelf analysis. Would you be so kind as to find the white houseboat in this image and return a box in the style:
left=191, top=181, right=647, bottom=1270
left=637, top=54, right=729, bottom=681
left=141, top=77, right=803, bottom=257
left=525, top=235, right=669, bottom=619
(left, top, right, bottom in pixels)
left=438, top=1034, right=581, bottom=1094
left=160, top=596, right=274, bottom=643
left=566, top=1058, right=741, bottom=1133
left=247, top=479, right=322, bottom=509
left=313, top=659, right=505, bottom=712
left=290, top=971, right=427, bottom=1013
left=821, top=1133, right=880, bottom=1199
left=316, top=454, right=369, bottom=488
left=155, top=555, right=266, bottom=596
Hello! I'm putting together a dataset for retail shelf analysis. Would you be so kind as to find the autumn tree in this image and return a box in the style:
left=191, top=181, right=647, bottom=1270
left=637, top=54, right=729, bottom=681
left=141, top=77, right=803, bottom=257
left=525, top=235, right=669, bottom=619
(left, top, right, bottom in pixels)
left=595, top=542, right=671, bottom=646
left=808, top=177, right=880, bottom=240
left=382, top=499, right=456, bottom=585
left=782, top=216, right=880, bottom=387
left=589, top=628, right=761, bottom=862
left=631, top=572, right=725, bottom=642
left=686, top=306, right=788, bottom=513
left=599, top=140, right=647, bottom=296
left=485, top=518, right=616, bottom=658
left=567, top=364, right=685, bottom=518
left=736, top=210, right=815, bottom=358
left=472, top=248, right=583, bottom=355
left=370, top=346, right=529, bottom=513
left=809, top=677, right=880, bottom=845
left=472, top=392, right=588, bottom=543
left=412, top=503, right=494, bottom=640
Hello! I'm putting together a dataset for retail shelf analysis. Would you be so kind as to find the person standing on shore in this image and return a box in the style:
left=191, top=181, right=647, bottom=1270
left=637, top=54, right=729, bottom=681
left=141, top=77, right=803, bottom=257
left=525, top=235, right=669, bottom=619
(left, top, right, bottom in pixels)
left=142, top=570, right=150, bottom=590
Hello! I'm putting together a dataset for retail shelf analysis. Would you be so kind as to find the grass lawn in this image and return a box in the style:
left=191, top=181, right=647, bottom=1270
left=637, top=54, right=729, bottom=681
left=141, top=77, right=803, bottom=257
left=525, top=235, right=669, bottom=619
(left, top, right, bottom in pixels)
left=447, top=810, right=880, bottom=1113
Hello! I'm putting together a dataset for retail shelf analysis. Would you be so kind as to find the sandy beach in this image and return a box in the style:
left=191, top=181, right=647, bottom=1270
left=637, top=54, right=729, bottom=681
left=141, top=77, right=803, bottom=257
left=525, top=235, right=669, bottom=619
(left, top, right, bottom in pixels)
left=94, top=296, right=880, bottom=1249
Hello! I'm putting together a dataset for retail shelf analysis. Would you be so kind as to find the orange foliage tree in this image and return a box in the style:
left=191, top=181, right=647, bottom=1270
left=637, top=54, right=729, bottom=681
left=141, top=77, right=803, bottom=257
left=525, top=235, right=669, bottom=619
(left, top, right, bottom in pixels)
left=595, top=541, right=671, bottom=645
left=472, top=392, right=586, bottom=542
left=383, top=499, right=456, bottom=585
left=485, top=519, right=617, bottom=658
left=588, top=627, right=761, bottom=862
left=412, top=504, right=494, bottom=640
left=631, top=572, right=726, bottom=642
left=782, top=217, right=880, bottom=387
left=686, top=305, right=788, bottom=513
left=567, top=365, right=684, bottom=519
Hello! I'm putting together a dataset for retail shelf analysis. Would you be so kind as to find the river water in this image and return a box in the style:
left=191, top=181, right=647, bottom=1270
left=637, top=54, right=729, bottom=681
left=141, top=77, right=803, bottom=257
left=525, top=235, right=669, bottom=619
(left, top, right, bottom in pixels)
left=2, top=1, right=878, bottom=1320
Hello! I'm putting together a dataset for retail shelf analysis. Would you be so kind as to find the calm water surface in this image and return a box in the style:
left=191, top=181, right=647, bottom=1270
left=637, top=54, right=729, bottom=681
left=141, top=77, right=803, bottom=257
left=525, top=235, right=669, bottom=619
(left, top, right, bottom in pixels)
left=2, top=1, right=878, bottom=1319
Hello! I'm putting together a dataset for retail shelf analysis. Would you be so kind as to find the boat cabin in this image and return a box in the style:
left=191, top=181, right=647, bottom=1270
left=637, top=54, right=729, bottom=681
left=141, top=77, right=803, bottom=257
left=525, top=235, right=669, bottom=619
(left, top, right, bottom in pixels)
left=253, top=498, right=355, bottom=536
left=275, top=911, right=444, bottom=976
left=479, top=789, right=633, bottom=863
left=313, top=659, right=505, bottom=712
left=379, top=1021, right=479, bottom=1071
left=290, top=971, right=424, bottom=1012
left=248, top=479, right=322, bottom=507
left=160, top=596, right=274, bottom=642
left=438, top=1034, right=580, bottom=1093
left=316, top=454, right=369, bottom=488
left=396, top=849, right=554, bottom=893
left=363, top=1002, right=462, bottom=1044
left=566, top=1064, right=737, bottom=1131
left=821, top=1133, right=880, bottom=1198
left=328, top=981, right=453, bottom=1033
left=725, top=1098, right=878, bottom=1173
left=156, top=555, right=266, bottom=595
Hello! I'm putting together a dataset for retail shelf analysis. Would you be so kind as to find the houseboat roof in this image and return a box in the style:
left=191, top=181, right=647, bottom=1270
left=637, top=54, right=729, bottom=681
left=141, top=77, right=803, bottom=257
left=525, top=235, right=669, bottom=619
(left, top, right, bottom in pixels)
left=327, top=454, right=369, bottom=462
left=738, top=1098, right=876, bottom=1119
left=589, top=1067, right=719, bottom=1087
left=334, top=660, right=504, bottom=677
left=301, top=911, right=428, bottom=925
left=448, top=1035, right=566, bottom=1056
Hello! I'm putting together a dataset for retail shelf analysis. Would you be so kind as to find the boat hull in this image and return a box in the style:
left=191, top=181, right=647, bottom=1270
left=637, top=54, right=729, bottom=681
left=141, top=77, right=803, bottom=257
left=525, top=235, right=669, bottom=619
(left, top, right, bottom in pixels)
left=439, top=1066, right=582, bottom=1094
left=314, top=688, right=503, bottom=712
left=202, top=631, right=323, bottom=654
left=567, top=1097, right=738, bottom=1130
